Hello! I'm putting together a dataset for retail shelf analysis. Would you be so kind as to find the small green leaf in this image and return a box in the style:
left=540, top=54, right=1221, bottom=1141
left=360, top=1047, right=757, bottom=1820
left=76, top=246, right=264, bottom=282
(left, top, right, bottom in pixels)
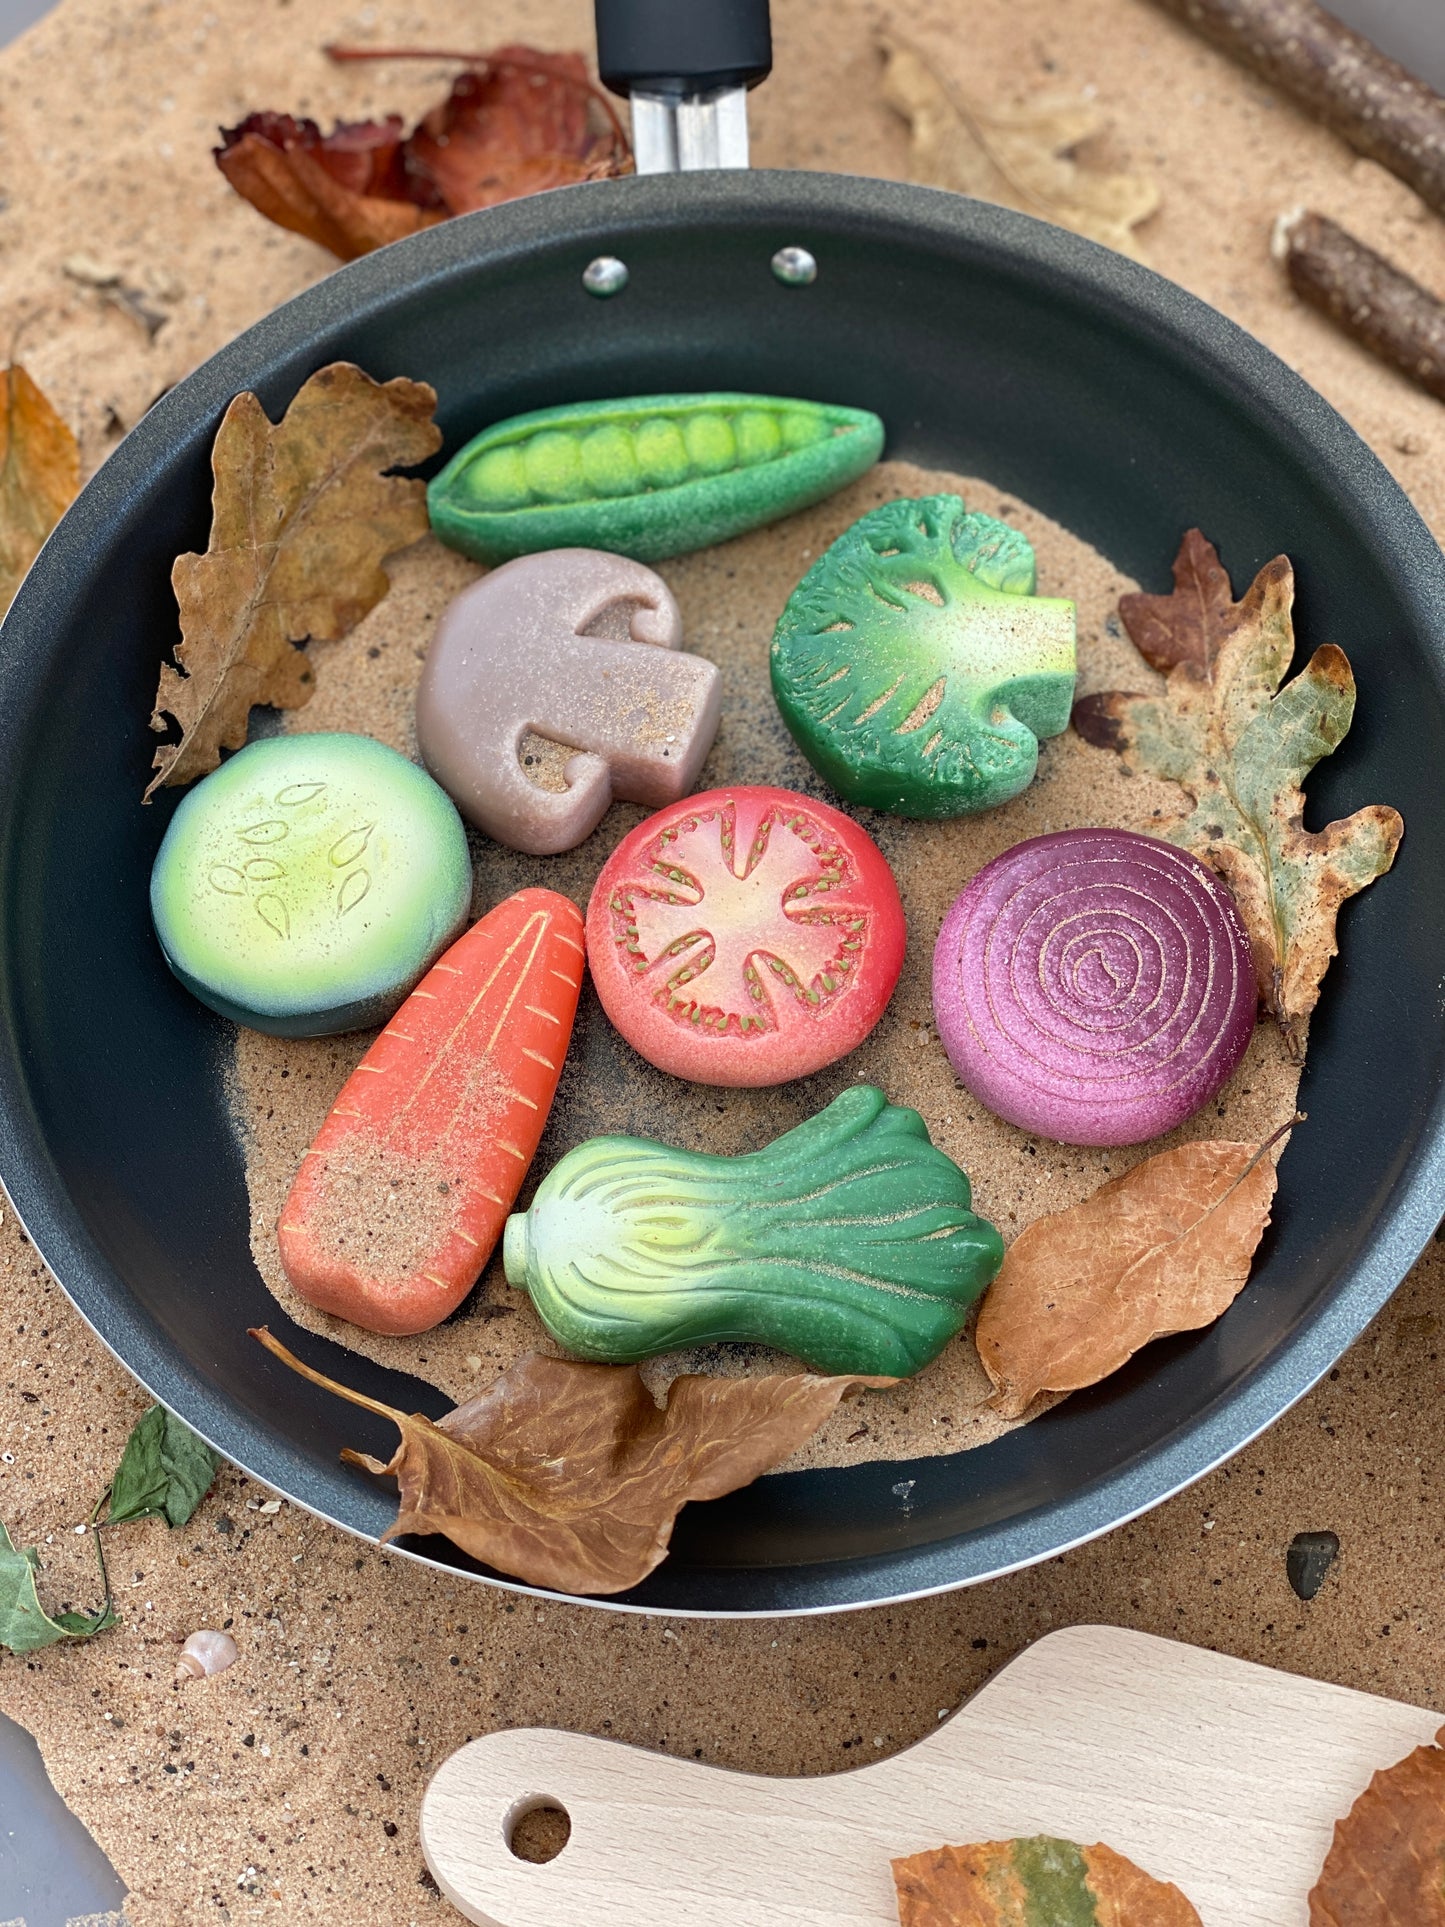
left=0, top=1521, right=112, bottom=1654
left=108, top=1405, right=222, bottom=1529
left=106, top=1405, right=167, bottom=1523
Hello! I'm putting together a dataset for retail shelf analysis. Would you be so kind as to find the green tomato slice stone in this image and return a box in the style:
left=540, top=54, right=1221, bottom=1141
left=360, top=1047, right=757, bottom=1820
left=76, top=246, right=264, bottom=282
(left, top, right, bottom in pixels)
left=150, top=733, right=472, bottom=1037
left=770, top=493, right=1078, bottom=818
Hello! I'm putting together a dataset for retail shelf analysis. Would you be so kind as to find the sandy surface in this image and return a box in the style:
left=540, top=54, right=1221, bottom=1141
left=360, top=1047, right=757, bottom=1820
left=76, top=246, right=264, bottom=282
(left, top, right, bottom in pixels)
left=229, top=461, right=1302, bottom=1472
left=0, top=0, right=1441, bottom=1922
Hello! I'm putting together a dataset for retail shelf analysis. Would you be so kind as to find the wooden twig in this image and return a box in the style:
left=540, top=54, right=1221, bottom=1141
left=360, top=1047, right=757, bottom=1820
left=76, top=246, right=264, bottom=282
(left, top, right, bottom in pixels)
left=1273, top=208, right=1445, bottom=402
left=1150, top=0, right=1445, bottom=216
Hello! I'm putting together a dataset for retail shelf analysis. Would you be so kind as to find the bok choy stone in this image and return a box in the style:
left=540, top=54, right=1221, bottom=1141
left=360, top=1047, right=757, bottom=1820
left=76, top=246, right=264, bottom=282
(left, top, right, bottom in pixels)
left=502, top=1086, right=1004, bottom=1377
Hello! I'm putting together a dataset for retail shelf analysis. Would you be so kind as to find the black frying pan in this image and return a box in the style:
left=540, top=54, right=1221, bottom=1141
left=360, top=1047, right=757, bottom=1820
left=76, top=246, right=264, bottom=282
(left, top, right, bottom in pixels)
left=1, top=1, right=1443, bottom=1616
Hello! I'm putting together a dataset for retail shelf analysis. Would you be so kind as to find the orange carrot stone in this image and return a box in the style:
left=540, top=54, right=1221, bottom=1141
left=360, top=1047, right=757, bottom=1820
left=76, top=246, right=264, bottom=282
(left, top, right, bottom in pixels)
left=277, top=886, right=584, bottom=1334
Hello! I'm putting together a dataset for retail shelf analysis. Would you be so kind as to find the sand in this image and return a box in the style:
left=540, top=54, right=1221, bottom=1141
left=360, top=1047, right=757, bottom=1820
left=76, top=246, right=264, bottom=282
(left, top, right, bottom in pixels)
left=0, top=0, right=1442, bottom=1921
left=228, top=461, right=1303, bottom=1472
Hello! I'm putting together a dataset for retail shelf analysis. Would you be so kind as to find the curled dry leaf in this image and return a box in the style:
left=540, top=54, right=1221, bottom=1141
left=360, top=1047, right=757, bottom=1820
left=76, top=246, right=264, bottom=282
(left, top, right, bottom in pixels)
left=1074, top=530, right=1403, bottom=1057
left=1309, top=1727, right=1445, bottom=1924
left=217, top=46, right=631, bottom=263
left=251, top=1327, right=890, bottom=1596
left=1, top=364, right=80, bottom=618
left=893, top=1836, right=1202, bottom=1926
left=879, top=33, right=1160, bottom=259
left=146, top=361, right=439, bottom=799
left=975, top=1135, right=1283, bottom=1420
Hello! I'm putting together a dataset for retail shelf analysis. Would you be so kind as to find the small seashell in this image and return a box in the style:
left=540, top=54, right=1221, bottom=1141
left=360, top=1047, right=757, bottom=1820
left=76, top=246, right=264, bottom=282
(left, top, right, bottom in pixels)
left=175, top=1629, right=238, bottom=1682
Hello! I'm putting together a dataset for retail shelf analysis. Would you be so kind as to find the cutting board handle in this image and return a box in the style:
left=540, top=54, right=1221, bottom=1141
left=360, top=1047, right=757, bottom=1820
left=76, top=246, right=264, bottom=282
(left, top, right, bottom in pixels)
left=420, top=1625, right=1442, bottom=1927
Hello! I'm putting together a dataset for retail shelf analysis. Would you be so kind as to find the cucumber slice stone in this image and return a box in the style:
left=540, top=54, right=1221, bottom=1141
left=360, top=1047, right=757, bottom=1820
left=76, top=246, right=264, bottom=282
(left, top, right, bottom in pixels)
left=150, top=733, right=471, bottom=1036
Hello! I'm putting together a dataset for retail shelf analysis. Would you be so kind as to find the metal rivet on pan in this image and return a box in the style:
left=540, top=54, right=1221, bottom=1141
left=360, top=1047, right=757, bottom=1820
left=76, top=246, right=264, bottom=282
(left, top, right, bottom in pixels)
left=582, top=255, right=629, bottom=298
left=771, top=245, right=818, bottom=287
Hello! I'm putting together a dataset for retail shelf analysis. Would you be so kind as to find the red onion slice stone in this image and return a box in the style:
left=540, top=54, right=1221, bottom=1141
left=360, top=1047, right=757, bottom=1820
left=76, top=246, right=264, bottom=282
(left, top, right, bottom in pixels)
left=932, top=828, right=1257, bottom=1147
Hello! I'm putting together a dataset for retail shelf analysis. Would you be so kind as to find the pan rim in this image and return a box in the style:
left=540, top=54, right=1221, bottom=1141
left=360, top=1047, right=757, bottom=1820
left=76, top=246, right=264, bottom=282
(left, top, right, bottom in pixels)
left=2, top=168, right=1444, bottom=1616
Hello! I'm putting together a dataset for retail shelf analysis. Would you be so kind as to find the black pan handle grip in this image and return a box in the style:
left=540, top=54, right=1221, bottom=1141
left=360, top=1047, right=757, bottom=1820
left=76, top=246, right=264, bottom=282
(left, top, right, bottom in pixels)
left=594, top=0, right=772, bottom=99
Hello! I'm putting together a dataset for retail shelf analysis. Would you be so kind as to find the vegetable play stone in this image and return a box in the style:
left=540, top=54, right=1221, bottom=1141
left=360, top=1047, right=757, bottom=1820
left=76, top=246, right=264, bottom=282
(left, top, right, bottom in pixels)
left=504, top=1085, right=1003, bottom=1377
left=933, top=828, right=1256, bottom=1146
left=278, top=888, right=584, bottom=1335
left=415, top=548, right=720, bottom=855
left=585, top=784, right=906, bottom=1087
left=150, top=732, right=471, bottom=1036
left=427, top=392, right=885, bottom=565
left=771, top=493, right=1076, bottom=817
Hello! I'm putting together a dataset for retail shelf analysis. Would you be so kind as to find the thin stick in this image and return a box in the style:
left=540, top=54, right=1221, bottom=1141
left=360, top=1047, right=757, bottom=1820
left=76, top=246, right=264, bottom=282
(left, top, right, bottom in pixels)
left=86, top=1487, right=115, bottom=1629
left=1150, top=0, right=1445, bottom=217
left=250, top=1324, right=408, bottom=1428
left=1274, top=209, right=1445, bottom=403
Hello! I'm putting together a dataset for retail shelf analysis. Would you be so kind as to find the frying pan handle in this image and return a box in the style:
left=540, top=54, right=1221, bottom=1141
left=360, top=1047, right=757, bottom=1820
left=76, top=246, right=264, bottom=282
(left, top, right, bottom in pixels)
left=594, top=0, right=771, bottom=172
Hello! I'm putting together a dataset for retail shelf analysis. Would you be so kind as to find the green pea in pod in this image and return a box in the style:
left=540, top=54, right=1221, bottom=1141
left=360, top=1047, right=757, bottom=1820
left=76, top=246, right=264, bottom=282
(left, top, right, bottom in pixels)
left=427, top=392, right=885, bottom=565
left=502, top=1086, right=1003, bottom=1378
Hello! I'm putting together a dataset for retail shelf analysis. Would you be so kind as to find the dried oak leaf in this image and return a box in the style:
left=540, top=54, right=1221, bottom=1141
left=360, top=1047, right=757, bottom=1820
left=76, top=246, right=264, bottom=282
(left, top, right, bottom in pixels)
left=1, top=364, right=80, bottom=619
left=1310, top=1729, right=1445, bottom=1924
left=217, top=48, right=630, bottom=263
left=1074, top=530, right=1403, bottom=1057
left=879, top=33, right=1160, bottom=259
left=975, top=1136, right=1281, bottom=1420
left=894, top=1836, right=1201, bottom=1926
left=252, top=1327, right=890, bottom=1596
left=146, top=361, right=439, bottom=799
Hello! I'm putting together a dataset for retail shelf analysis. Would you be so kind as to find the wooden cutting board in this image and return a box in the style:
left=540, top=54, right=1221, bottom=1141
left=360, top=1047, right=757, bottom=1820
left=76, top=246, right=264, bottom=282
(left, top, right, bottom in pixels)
left=419, top=1623, right=1444, bottom=1926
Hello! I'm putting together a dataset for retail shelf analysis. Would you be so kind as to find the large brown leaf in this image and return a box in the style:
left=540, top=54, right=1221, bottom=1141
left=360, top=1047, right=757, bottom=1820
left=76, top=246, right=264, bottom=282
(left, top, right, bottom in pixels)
left=252, top=1328, right=889, bottom=1596
left=1310, top=1729, right=1445, bottom=1924
left=1073, top=531, right=1403, bottom=1056
left=217, top=47, right=630, bottom=262
left=0, top=365, right=80, bottom=618
left=893, top=1836, right=1201, bottom=1925
left=975, top=1137, right=1282, bottom=1419
left=146, top=361, right=439, bottom=798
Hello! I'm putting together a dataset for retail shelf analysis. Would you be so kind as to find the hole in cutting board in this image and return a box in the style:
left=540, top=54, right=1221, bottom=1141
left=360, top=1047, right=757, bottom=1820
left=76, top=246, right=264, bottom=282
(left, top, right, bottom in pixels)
left=505, top=1794, right=572, bottom=1864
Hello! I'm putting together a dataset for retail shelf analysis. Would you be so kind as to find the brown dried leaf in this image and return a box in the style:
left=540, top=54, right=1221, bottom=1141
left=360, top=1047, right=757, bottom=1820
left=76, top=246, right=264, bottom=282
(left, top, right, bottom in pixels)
left=894, top=1836, right=1202, bottom=1925
left=146, top=361, right=439, bottom=798
left=1116, top=524, right=1258, bottom=678
left=1073, top=531, right=1403, bottom=1055
left=217, top=47, right=631, bottom=262
left=879, top=33, right=1160, bottom=259
left=975, top=1137, right=1281, bottom=1420
left=0, top=365, right=80, bottom=618
left=404, top=55, right=619, bottom=215
left=251, top=1327, right=889, bottom=1596
left=214, top=115, right=437, bottom=262
left=1309, top=1728, right=1445, bottom=1924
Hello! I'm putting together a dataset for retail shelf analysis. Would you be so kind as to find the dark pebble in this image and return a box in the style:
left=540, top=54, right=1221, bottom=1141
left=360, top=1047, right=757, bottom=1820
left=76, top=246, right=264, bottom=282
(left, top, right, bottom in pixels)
left=1286, top=1529, right=1340, bottom=1600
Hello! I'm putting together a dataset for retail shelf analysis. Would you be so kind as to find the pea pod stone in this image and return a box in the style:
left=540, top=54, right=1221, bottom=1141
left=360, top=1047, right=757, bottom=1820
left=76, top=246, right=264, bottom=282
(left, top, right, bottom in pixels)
left=150, top=733, right=471, bottom=1036
left=427, top=393, right=885, bottom=564
left=771, top=493, right=1077, bottom=816
left=502, top=1084, right=1004, bottom=1377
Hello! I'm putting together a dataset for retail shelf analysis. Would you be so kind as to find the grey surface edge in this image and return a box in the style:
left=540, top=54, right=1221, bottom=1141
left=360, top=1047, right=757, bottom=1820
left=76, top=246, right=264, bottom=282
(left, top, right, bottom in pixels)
left=1, top=170, right=1444, bottom=1618
left=0, top=1712, right=128, bottom=1925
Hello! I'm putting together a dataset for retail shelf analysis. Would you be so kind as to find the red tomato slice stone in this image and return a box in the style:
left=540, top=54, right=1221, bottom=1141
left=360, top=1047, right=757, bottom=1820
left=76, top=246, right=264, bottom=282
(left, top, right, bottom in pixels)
left=586, top=785, right=906, bottom=1087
